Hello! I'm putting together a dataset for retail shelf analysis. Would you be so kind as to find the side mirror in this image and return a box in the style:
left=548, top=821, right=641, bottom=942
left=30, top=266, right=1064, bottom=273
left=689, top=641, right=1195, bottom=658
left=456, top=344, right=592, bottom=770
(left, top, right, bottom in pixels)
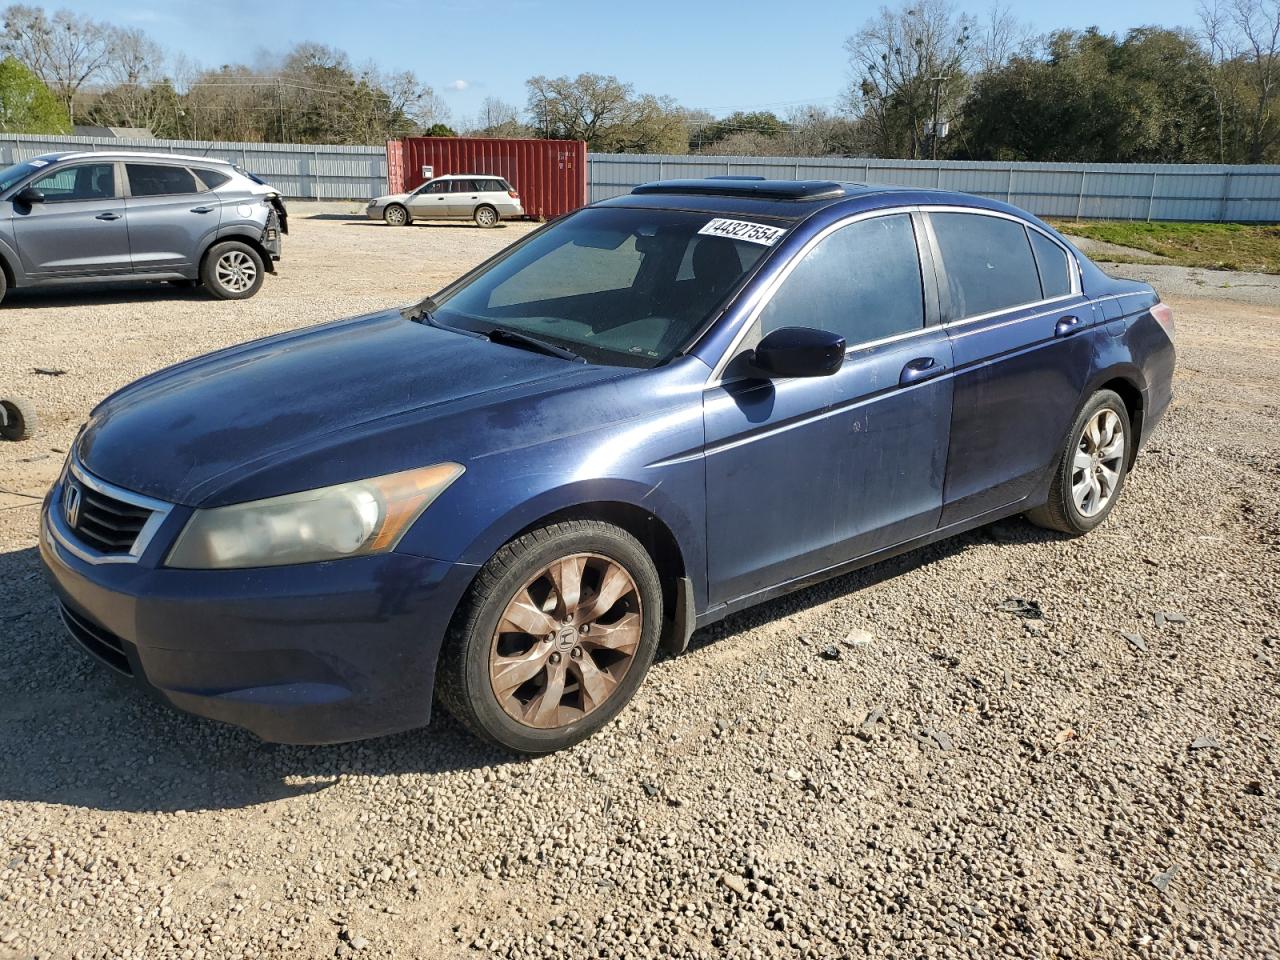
left=752, top=327, right=846, bottom=378
left=14, top=186, right=44, bottom=205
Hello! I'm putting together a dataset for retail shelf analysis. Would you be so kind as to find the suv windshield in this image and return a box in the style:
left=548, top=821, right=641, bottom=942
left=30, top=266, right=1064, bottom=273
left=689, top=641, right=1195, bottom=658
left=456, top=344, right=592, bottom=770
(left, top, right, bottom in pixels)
left=430, top=206, right=780, bottom=368
left=0, top=160, right=45, bottom=193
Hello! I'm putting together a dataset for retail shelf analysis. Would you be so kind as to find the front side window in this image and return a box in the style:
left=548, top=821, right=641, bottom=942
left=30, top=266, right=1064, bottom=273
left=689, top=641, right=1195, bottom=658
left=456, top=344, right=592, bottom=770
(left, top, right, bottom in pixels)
left=931, top=212, right=1042, bottom=319
left=758, top=213, right=924, bottom=345
left=31, top=163, right=116, bottom=202
left=423, top=180, right=448, bottom=194
left=431, top=207, right=775, bottom=367
left=1029, top=229, right=1073, bottom=299
left=126, top=163, right=199, bottom=197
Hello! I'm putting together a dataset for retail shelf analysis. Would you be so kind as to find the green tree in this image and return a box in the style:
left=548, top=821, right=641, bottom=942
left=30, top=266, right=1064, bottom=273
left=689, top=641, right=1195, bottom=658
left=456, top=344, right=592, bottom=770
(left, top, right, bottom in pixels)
left=525, top=73, right=688, bottom=152
left=0, top=54, right=69, bottom=132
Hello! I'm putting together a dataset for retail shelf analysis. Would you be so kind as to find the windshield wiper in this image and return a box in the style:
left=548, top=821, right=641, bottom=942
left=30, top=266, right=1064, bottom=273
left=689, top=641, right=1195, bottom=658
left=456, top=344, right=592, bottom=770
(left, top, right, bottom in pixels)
left=486, top=328, right=586, bottom=363
left=402, top=295, right=440, bottom=323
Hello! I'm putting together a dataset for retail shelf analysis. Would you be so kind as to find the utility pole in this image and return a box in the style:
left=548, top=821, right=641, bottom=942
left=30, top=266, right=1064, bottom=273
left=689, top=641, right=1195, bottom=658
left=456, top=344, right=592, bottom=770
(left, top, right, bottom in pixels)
left=929, top=75, right=948, bottom=161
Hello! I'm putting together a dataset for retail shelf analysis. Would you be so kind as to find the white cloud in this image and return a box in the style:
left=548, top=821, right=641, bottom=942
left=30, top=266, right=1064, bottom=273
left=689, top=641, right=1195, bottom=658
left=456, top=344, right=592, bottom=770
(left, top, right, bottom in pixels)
left=445, top=80, right=469, bottom=92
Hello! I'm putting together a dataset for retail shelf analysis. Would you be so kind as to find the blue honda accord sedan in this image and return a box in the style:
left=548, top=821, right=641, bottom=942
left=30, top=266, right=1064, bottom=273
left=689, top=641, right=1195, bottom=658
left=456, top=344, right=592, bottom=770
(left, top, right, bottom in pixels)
left=40, top=178, right=1175, bottom=753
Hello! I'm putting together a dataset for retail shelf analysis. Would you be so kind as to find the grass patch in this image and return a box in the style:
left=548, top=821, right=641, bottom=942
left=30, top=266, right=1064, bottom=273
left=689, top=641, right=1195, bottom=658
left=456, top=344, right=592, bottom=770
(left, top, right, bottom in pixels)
left=1047, top=219, right=1280, bottom=275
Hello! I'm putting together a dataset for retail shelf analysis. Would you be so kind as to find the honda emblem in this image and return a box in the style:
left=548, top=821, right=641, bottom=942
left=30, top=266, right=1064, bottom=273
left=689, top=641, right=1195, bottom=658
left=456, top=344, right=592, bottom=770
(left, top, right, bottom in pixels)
left=63, top=482, right=81, bottom=529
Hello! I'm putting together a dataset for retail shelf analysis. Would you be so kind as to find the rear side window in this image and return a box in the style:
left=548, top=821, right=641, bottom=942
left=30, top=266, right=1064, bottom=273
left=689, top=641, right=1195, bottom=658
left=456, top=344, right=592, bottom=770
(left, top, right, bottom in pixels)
left=931, top=212, right=1042, bottom=319
left=127, top=164, right=199, bottom=197
left=193, top=168, right=231, bottom=190
left=758, top=213, right=924, bottom=345
left=31, top=162, right=115, bottom=201
left=1029, top=229, right=1073, bottom=299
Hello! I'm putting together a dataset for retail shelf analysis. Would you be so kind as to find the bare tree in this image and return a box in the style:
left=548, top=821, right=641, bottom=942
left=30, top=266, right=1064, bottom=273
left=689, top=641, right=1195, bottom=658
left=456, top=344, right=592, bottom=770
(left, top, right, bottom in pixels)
left=1200, top=0, right=1240, bottom=160
left=845, top=0, right=974, bottom=159
left=1, top=4, right=113, bottom=122
left=972, top=3, right=1037, bottom=73
left=1229, top=0, right=1280, bottom=160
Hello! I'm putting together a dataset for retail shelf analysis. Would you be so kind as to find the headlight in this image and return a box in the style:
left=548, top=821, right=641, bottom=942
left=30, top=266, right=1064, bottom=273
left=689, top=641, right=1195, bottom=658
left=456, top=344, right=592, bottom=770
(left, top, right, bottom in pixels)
left=166, top=463, right=464, bottom=569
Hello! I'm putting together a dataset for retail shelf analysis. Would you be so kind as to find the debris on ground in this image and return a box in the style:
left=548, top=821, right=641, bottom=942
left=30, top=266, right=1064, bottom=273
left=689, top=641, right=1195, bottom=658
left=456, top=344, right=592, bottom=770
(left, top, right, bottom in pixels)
left=1123, top=631, right=1148, bottom=652
left=1150, top=865, right=1180, bottom=893
left=997, top=596, right=1043, bottom=619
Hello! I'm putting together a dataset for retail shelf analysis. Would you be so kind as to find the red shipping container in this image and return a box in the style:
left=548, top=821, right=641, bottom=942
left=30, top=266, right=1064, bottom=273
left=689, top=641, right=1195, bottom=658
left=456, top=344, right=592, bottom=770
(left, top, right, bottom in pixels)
left=386, top=137, right=587, bottom=220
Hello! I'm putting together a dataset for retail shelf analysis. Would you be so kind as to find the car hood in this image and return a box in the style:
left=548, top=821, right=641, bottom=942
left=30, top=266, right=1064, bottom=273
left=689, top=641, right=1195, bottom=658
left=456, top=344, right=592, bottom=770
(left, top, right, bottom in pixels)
left=371, top=193, right=410, bottom=205
left=77, top=309, right=615, bottom=507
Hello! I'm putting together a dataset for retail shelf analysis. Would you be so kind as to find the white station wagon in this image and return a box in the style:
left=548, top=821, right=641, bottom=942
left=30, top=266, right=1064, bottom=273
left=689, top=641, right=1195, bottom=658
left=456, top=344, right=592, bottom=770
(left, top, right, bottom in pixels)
left=366, top=174, right=525, bottom=228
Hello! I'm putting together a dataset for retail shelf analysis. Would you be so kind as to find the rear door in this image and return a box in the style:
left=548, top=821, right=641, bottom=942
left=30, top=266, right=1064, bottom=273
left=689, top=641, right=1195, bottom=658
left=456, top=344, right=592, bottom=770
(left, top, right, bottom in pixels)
left=447, top=178, right=481, bottom=217
left=703, top=211, right=954, bottom=606
left=11, top=161, right=131, bottom=276
left=928, top=209, right=1092, bottom=524
left=123, top=162, right=220, bottom=271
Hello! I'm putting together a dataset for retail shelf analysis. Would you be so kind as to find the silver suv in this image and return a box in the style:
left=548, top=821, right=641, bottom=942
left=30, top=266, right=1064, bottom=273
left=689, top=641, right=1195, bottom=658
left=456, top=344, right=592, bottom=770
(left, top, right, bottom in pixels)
left=366, top=174, right=524, bottom=228
left=0, top=151, right=286, bottom=302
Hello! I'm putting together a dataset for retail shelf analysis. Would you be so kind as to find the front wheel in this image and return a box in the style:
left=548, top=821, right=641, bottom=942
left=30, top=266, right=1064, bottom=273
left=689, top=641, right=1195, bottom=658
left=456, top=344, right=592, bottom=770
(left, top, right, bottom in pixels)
left=383, top=204, right=409, bottom=226
left=1027, top=389, right=1130, bottom=534
left=202, top=241, right=264, bottom=300
left=436, top=520, right=663, bottom=754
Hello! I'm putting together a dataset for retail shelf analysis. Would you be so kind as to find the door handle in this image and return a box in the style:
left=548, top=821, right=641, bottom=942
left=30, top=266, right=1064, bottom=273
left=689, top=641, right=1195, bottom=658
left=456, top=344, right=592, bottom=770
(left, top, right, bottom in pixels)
left=95, top=212, right=121, bottom=221
left=190, top=205, right=215, bottom=214
left=899, top=356, right=947, bottom=386
left=1055, top=315, right=1082, bottom=337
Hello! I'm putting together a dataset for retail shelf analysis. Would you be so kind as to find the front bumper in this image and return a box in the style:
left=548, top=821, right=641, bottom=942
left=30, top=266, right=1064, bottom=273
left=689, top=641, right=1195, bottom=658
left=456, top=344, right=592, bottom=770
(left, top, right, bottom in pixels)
left=39, top=491, right=477, bottom=744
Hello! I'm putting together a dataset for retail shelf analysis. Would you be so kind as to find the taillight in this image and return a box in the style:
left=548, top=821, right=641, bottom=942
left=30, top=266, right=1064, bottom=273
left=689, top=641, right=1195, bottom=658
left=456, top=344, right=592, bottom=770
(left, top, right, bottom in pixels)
left=508, top=191, right=520, bottom=199
left=1151, top=302, right=1175, bottom=342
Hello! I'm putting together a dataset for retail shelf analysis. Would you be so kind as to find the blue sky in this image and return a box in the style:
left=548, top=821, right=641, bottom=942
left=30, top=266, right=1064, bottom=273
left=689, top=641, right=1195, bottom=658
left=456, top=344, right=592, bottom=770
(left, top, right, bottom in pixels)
left=57, top=0, right=1205, bottom=123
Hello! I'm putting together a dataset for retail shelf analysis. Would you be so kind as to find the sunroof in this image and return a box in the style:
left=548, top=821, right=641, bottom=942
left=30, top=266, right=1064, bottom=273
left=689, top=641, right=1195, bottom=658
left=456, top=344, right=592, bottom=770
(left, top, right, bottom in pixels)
left=631, top=179, right=848, bottom=201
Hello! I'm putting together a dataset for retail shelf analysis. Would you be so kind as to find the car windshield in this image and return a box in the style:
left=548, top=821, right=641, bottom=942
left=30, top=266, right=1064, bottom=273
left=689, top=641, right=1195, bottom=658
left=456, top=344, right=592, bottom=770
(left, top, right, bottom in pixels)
left=429, top=206, right=780, bottom=368
left=0, top=160, right=45, bottom=193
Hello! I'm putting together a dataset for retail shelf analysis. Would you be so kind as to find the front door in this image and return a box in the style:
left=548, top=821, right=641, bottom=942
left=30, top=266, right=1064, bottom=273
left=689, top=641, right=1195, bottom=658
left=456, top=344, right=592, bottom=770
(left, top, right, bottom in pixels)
left=409, top=179, right=452, bottom=219
left=704, top=212, right=954, bottom=606
left=11, top=161, right=131, bottom=276
left=123, top=162, right=219, bottom=271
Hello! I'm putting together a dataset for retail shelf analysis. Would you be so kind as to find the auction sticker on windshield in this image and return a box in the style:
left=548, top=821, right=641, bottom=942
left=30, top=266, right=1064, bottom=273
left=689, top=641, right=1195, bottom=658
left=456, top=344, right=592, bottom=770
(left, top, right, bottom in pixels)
left=697, top=218, right=786, bottom=246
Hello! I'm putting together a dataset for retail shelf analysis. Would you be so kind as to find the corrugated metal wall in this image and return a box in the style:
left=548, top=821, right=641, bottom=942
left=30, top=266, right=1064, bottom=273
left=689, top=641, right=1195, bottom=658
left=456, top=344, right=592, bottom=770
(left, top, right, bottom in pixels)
left=5, top=134, right=1278, bottom=220
left=0, top=134, right=387, bottom=200
left=588, top=155, right=1280, bottom=222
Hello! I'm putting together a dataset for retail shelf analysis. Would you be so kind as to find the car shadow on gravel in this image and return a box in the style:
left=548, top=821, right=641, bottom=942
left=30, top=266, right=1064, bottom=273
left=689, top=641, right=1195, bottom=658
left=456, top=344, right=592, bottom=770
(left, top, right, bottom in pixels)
left=0, top=544, right=521, bottom=814
left=682, top=516, right=1061, bottom=654
left=3, top=284, right=207, bottom=308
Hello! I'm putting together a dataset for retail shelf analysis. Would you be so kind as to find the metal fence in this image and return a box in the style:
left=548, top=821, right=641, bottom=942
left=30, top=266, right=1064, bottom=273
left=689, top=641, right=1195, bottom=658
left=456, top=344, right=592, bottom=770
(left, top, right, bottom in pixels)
left=588, top=154, right=1280, bottom=222
left=0, top=134, right=387, bottom=200
left=5, top=135, right=1280, bottom=220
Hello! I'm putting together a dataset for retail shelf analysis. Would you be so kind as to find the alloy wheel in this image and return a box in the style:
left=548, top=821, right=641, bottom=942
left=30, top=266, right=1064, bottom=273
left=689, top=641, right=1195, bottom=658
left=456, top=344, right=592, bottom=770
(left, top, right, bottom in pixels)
left=476, top=207, right=497, bottom=227
left=215, top=251, right=257, bottom=293
left=1071, top=408, right=1125, bottom=517
left=489, top=553, right=642, bottom=729
left=385, top=206, right=406, bottom=225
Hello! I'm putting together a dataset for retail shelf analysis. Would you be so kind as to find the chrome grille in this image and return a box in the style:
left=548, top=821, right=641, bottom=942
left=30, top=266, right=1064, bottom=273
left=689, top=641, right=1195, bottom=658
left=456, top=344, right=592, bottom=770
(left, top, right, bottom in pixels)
left=63, top=478, right=152, bottom=554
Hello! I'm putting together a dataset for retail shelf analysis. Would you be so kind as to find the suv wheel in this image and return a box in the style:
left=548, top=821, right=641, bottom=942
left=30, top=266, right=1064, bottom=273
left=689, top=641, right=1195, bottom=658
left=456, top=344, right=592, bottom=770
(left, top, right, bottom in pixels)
left=473, top=205, right=499, bottom=228
left=384, top=204, right=409, bottom=226
left=436, top=520, right=663, bottom=754
left=1027, top=389, right=1130, bottom=534
left=202, top=241, right=264, bottom=300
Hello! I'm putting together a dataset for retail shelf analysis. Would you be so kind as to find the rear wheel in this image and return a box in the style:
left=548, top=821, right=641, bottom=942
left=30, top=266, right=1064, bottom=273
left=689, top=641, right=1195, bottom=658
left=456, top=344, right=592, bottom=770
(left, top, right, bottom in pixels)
left=202, top=241, right=264, bottom=300
left=473, top=205, right=499, bottom=228
left=383, top=204, right=409, bottom=226
left=0, top=396, right=37, bottom=441
left=436, top=520, right=662, bottom=754
left=1027, top=389, right=1130, bottom=534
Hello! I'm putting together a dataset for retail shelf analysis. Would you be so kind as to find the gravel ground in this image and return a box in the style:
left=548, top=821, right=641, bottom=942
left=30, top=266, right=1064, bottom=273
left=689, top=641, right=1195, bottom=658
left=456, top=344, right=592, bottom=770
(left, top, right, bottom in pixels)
left=1, top=211, right=1278, bottom=960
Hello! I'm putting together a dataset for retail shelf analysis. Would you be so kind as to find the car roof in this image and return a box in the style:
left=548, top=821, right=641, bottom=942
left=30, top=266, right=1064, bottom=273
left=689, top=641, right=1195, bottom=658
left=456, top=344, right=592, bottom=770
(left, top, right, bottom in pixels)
left=599, top=177, right=1043, bottom=226
left=30, top=150, right=235, bottom=167
left=431, top=173, right=504, bottom=179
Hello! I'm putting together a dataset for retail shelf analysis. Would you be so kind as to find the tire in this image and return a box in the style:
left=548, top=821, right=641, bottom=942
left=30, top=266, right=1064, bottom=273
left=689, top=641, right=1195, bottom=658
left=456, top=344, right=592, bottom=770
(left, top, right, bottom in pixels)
left=383, top=204, right=409, bottom=226
left=1027, top=389, right=1130, bottom=535
left=436, top=520, right=663, bottom=754
left=0, top=266, right=7, bottom=305
left=201, top=241, right=264, bottom=301
left=473, top=205, right=499, bottom=228
left=0, top=396, right=37, bottom=441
